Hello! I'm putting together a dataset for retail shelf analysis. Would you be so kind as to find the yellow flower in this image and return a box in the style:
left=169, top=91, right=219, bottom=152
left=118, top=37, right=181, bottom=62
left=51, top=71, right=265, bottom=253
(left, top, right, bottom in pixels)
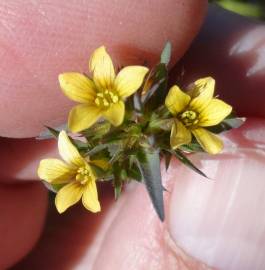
left=59, top=46, right=149, bottom=132
left=165, top=77, right=232, bottom=154
left=37, top=130, right=102, bottom=213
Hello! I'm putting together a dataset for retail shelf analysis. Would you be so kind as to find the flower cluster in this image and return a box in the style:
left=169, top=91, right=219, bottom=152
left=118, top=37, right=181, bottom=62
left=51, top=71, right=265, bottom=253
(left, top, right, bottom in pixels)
left=37, top=43, right=243, bottom=220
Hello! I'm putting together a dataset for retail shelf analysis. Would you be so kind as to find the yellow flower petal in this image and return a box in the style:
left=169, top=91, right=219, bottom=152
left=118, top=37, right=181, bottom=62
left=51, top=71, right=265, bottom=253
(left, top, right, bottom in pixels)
left=165, top=85, right=191, bottom=115
left=102, top=101, right=125, bottom=126
left=68, top=104, right=102, bottom=132
left=199, top=98, right=232, bottom=127
left=55, top=182, right=84, bottom=213
left=115, top=66, right=149, bottom=98
left=58, top=131, right=85, bottom=167
left=170, top=120, right=192, bottom=149
left=89, top=159, right=110, bottom=170
left=38, top=159, right=75, bottom=184
left=82, top=179, right=101, bottom=213
left=89, top=46, right=115, bottom=89
left=189, top=77, right=215, bottom=112
left=58, top=73, right=96, bottom=103
left=192, top=128, right=223, bottom=154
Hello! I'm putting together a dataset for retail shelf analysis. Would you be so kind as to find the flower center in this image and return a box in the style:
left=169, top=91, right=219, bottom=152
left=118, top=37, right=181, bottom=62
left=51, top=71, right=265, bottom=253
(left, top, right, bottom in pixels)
left=180, top=110, right=199, bottom=127
left=76, top=166, right=93, bottom=185
left=94, top=90, right=119, bottom=108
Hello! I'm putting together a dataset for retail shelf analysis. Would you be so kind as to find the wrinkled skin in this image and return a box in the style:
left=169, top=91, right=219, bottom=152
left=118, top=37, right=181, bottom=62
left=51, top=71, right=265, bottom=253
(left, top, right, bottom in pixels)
left=1, top=1, right=265, bottom=270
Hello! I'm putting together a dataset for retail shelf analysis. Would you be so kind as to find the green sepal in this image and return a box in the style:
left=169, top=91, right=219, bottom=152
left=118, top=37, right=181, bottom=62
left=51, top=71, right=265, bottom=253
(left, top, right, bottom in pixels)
left=136, top=148, right=164, bottom=221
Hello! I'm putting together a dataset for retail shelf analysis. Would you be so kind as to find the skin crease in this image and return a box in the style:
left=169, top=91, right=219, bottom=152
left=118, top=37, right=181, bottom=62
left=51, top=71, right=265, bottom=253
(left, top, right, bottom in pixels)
left=1, top=2, right=265, bottom=270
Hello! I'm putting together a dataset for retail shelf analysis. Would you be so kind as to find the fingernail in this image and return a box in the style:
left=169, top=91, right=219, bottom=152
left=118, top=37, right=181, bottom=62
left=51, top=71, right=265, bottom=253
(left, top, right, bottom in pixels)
left=168, top=141, right=265, bottom=269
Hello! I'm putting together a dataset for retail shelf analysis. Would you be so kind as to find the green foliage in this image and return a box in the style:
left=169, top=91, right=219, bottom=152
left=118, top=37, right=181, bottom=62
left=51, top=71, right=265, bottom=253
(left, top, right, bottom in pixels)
left=210, top=0, right=265, bottom=20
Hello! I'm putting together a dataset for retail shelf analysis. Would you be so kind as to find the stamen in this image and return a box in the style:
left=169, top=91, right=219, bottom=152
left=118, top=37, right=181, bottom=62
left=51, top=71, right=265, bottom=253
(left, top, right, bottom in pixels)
left=111, top=95, right=119, bottom=103
left=95, top=98, right=100, bottom=106
left=180, top=110, right=198, bottom=127
left=76, top=166, right=92, bottom=185
left=94, top=89, right=119, bottom=108
left=103, top=99, right=109, bottom=106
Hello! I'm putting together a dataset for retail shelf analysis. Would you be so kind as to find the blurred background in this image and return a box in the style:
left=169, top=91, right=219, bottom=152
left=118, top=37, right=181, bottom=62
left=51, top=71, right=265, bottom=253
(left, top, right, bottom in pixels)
left=210, top=0, right=265, bottom=19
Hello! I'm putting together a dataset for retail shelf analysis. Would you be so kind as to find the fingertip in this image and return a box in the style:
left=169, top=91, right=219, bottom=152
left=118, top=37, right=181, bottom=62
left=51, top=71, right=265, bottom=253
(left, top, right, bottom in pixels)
left=0, top=0, right=207, bottom=138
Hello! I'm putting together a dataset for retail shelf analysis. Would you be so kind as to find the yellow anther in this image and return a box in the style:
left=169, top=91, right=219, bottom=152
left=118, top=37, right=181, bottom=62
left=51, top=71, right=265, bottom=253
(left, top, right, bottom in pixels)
left=103, top=99, right=109, bottom=106
left=180, top=110, right=198, bottom=127
left=181, top=110, right=197, bottom=120
left=76, top=174, right=82, bottom=181
left=94, top=89, right=119, bottom=108
left=111, top=95, right=119, bottom=103
left=95, top=98, right=100, bottom=106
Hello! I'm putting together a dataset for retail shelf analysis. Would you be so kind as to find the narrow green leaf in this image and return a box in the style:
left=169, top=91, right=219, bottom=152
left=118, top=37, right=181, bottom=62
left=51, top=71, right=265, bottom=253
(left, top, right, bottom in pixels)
left=136, top=149, right=164, bottom=221
left=37, top=124, right=67, bottom=140
left=173, top=150, right=208, bottom=179
left=160, top=41, right=172, bottom=65
left=207, top=117, right=246, bottom=134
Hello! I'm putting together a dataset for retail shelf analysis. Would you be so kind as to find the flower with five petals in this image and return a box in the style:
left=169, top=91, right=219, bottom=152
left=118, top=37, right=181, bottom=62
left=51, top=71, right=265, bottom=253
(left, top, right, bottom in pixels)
left=165, top=77, right=232, bottom=154
left=59, top=46, right=149, bottom=132
left=38, top=130, right=102, bottom=213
